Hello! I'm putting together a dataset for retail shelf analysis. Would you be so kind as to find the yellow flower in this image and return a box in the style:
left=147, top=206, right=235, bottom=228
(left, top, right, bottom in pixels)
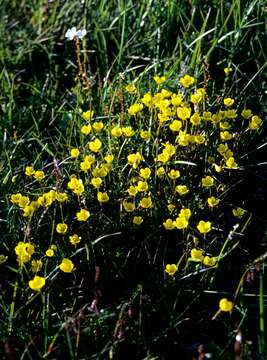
left=167, top=204, right=176, bottom=213
left=219, top=298, right=234, bottom=312
left=225, top=109, right=237, bottom=119
left=15, top=242, right=35, bottom=265
left=89, top=138, right=102, bottom=152
left=76, top=209, right=90, bottom=221
left=59, top=258, right=74, bottom=273
left=174, top=216, right=188, bottom=229
left=111, top=126, right=123, bottom=137
left=81, top=124, right=92, bottom=135
left=223, top=98, right=235, bottom=107
left=127, top=186, right=138, bottom=197
left=91, top=121, right=104, bottom=132
left=97, top=192, right=109, bottom=203
left=226, top=157, right=238, bottom=169
left=133, top=216, right=143, bottom=225
left=67, top=176, right=84, bottom=196
left=156, top=166, right=165, bottom=177
left=168, top=169, right=180, bottom=180
left=190, top=93, right=202, bottom=104
left=179, top=208, right=191, bottom=220
left=25, top=166, right=35, bottom=176
left=46, top=249, right=54, bottom=257
left=38, top=193, right=54, bottom=207
left=122, top=126, right=135, bottom=137
left=31, top=259, right=43, bottom=272
left=177, top=106, right=191, bottom=120
left=29, top=275, right=46, bottom=291
left=169, top=120, right=182, bottom=132
left=139, top=168, right=151, bottom=179
left=171, top=93, right=183, bottom=106
left=241, top=109, right=252, bottom=119
left=105, top=154, right=114, bottom=163
left=140, top=130, right=151, bottom=140
left=70, top=148, right=80, bottom=158
left=125, top=83, right=136, bottom=93
left=224, top=67, right=233, bottom=76
left=23, top=205, right=35, bottom=218
left=91, top=177, right=102, bottom=188
left=34, top=170, right=45, bottom=181
left=11, top=193, right=22, bottom=204
left=232, top=207, right=245, bottom=218
left=140, top=197, right=153, bottom=209
left=190, top=248, right=204, bottom=262
left=202, top=111, right=212, bottom=121
left=18, top=196, right=30, bottom=208
left=180, top=74, right=195, bottom=88
left=165, top=264, right=178, bottom=276
left=197, top=220, right=212, bottom=234
left=201, top=176, right=214, bottom=187
left=83, top=110, right=94, bottom=121
left=136, top=181, right=149, bottom=192
left=127, top=152, right=143, bottom=168
left=175, top=185, right=189, bottom=195
left=207, top=197, right=220, bottom=208
left=69, top=234, right=81, bottom=245
left=190, top=112, right=201, bottom=126
left=249, top=115, right=262, bottom=130
left=56, top=223, right=68, bottom=234
left=163, top=219, right=175, bottom=230
left=141, top=93, right=153, bottom=107
left=56, top=192, right=68, bottom=203
left=123, top=200, right=135, bottom=212
left=128, top=103, right=143, bottom=116
left=220, top=131, right=233, bottom=141
left=153, top=75, right=166, bottom=85
left=203, top=256, right=216, bottom=267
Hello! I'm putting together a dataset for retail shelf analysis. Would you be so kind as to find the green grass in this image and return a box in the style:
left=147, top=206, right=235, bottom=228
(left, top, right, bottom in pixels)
left=0, top=0, right=267, bottom=359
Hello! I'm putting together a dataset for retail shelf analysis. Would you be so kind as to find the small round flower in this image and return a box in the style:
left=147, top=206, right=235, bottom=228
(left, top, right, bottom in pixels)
left=133, top=216, right=143, bottom=225
left=180, top=74, right=195, bottom=88
left=219, top=298, right=234, bottom=312
left=125, top=83, right=136, bottom=93
left=25, top=166, right=35, bottom=176
left=69, top=234, right=81, bottom=245
left=97, top=192, right=109, bottom=203
left=18, top=196, right=30, bottom=208
left=224, top=67, right=233, bottom=76
left=140, top=197, right=153, bottom=209
left=190, top=248, right=204, bottom=262
left=76, top=209, right=90, bottom=221
left=56, top=223, right=68, bottom=234
left=203, top=256, right=216, bottom=267
left=89, top=138, right=102, bottom=152
left=71, top=148, right=80, bottom=158
left=207, top=197, right=220, bottom=208
left=91, top=177, right=102, bottom=188
left=93, top=122, right=104, bottom=132
left=81, top=124, right=92, bottom=135
left=59, top=258, right=74, bottom=273
left=201, top=176, right=214, bottom=187
left=165, top=264, right=178, bottom=276
left=140, top=130, right=151, bottom=140
left=11, top=193, right=22, bottom=204
left=34, top=170, right=45, bottom=181
left=197, top=221, right=212, bottom=234
left=31, top=259, right=43, bottom=272
left=163, top=219, right=175, bottom=230
left=232, top=207, right=245, bottom=218
left=153, top=75, right=166, bottom=85
left=83, top=110, right=94, bottom=121
left=175, top=185, right=189, bottom=195
left=168, top=169, right=180, bottom=180
left=46, top=249, right=54, bottom=257
left=123, top=200, right=135, bottom=212
left=29, top=275, right=46, bottom=291
left=223, top=97, right=235, bottom=107
left=139, top=168, right=151, bottom=179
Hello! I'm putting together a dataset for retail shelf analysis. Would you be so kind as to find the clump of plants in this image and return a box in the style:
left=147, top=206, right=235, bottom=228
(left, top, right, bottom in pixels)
left=2, top=48, right=264, bottom=356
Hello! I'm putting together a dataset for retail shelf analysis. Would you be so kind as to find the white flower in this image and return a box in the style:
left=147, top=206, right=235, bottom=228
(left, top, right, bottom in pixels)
left=65, top=27, right=87, bottom=41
